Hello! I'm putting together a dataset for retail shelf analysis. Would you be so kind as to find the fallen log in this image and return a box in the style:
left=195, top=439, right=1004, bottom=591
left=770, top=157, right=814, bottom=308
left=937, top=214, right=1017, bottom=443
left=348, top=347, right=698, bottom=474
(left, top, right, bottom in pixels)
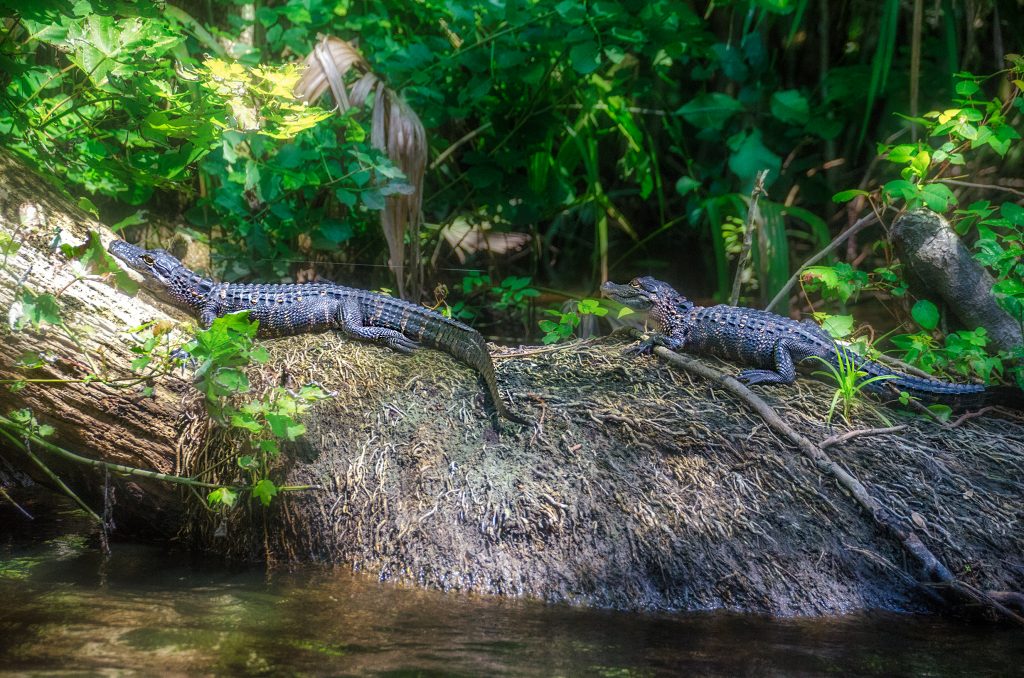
left=2, top=153, right=1023, bottom=618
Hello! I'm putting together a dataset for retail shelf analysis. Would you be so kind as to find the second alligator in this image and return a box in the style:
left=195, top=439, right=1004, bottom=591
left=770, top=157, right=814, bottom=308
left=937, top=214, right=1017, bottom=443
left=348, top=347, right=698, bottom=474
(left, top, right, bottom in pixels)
left=602, top=276, right=1023, bottom=410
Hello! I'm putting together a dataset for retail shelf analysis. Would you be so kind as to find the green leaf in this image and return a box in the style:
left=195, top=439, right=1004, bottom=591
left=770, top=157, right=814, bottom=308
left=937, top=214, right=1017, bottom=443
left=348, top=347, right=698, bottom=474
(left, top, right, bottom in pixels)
left=727, top=129, right=781, bottom=190
left=769, top=89, right=809, bottom=125
left=570, top=41, right=601, bottom=74
left=926, top=404, right=952, bottom=422
left=0, top=232, right=21, bottom=257
left=110, top=210, right=148, bottom=232
left=909, top=150, right=930, bottom=178
left=17, top=291, right=62, bottom=329
left=334, top=189, right=356, bottom=207
left=230, top=411, right=262, bottom=433
left=237, top=455, right=257, bottom=469
left=820, top=314, right=854, bottom=339
left=1001, top=201, right=1024, bottom=226
left=911, top=299, right=939, bottom=330
left=832, top=189, right=870, bottom=203
left=77, top=197, right=99, bottom=219
left=361, top=189, right=385, bottom=211
left=15, top=352, right=45, bottom=369
left=213, top=367, right=250, bottom=394
left=954, top=80, right=979, bottom=97
left=919, top=183, right=957, bottom=211
left=266, top=413, right=305, bottom=440
left=675, top=176, right=701, bottom=196
left=255, top=6, right=278, bottom=26
left=677, top=93, right=744, bottom=131
left=72, top=230, right=139, bottom=295
left=208, top=487, right=237, bottom=507
left=252, top=479, right=279, bottom=506
left=249, top=346, right=270, bottom=364
left=882, top=179, right=919, bottom=204
left=130, top=355, right=152, bottom=372
left=885, top=144, right=918, bottom=164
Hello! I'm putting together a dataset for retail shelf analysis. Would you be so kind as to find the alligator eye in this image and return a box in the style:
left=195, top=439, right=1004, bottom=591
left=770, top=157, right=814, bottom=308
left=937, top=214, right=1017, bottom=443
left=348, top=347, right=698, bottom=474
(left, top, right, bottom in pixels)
left=141, top=254, right=155, bottom=266
left=630, top=280, right=640, bottom=288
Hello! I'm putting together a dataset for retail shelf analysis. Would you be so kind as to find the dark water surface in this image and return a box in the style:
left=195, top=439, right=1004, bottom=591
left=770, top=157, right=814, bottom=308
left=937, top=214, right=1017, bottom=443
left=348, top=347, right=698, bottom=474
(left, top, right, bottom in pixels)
left=0, top=505, right=1019, bottom=677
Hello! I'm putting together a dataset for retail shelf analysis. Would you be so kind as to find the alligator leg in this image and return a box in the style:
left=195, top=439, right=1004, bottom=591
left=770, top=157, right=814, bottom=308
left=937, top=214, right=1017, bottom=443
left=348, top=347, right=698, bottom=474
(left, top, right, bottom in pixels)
left=736, top=339, right=797, bottom=386
left=336, top=298, right=420, bottom=354
left=626, top=331, right=685, bottom=356
left=199, top=304, right=219, bottom=329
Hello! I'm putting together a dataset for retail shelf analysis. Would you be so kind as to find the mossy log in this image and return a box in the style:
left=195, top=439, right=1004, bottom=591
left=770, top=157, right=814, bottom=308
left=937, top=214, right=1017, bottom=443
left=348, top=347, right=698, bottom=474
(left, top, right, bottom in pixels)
left=2, top=153, right=1024, bottom=617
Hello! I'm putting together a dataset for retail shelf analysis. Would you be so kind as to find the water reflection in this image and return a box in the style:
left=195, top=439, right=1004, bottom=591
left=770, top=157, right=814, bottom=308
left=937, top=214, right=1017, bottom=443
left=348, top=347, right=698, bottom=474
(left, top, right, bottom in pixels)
left=1, top=504, right=1019, bottom=676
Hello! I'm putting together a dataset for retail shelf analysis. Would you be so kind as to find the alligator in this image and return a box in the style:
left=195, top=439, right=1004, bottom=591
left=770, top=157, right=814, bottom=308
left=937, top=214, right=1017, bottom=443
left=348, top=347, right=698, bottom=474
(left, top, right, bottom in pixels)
left=602, top=276, right=1023, bottom=410
left=108, top=240, right=528, bottom=424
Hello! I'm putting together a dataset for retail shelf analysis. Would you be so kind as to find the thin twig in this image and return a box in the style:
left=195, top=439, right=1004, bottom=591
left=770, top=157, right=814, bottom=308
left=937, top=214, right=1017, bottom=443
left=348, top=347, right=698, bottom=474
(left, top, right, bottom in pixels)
left=730, top=169, right=769, bottom=307
left=0, top=486, right=33, bottom=519
left=0, top=415, right=230, bottom=491
left=946, top=406, right=998, bottom=429
left=0, top=427, right=102, bottom=524
left=938, top=179, right=1024, bottom=199
left=429, top=122, right=493, bottom=170
left=765, top=212, right=879, bottom=313
left=820, top=425, right=907, bottom=449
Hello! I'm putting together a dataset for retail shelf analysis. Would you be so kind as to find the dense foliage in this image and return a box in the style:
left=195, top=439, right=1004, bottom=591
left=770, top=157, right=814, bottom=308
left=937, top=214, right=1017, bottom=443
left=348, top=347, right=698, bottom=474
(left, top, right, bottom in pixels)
left=1, top=0, right=1022, bottom=390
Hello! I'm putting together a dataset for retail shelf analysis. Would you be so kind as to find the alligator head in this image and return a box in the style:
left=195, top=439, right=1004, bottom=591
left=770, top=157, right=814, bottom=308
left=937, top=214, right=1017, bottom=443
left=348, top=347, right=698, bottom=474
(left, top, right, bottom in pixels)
left=601, top=276, right=692, bottom=311
left=107, top=240, right=188, bottom=285
left=108, top=240, right=212, bottom=310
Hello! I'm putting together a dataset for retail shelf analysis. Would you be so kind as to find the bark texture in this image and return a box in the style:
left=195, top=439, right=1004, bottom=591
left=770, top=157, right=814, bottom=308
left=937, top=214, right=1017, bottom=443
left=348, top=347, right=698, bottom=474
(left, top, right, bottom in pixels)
left=891, top=208, right=1023, bottom=351
left=0, top=152, right=201, bottom=534
left=2, top=153, right=1023, bottom=617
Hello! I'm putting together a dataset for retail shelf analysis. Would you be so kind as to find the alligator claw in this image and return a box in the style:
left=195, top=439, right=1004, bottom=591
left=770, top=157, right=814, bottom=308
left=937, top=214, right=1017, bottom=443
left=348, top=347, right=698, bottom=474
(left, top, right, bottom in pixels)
left=624, top=339, right=656, bottom=357
left=169, top=347, right=199, bottom=374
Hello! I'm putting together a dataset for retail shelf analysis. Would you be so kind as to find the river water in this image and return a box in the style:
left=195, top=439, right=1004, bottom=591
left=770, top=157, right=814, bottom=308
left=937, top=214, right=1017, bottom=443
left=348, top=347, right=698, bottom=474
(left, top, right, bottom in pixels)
left=1, top=502, right=1020, bottom=676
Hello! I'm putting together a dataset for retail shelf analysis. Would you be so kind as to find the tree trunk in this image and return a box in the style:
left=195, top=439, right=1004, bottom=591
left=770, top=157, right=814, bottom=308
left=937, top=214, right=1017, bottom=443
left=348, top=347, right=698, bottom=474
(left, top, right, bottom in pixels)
left=891, top=208, right=1023, bottom=351
left=2, top=153, right=1023, bottom=617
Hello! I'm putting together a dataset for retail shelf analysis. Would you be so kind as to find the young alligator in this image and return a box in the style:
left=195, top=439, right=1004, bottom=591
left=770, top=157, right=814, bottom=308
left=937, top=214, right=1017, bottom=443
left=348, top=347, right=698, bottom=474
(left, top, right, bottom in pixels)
left=108, top=240, right=528, bottom=424
left=602, top=276, right=1023, bottom=410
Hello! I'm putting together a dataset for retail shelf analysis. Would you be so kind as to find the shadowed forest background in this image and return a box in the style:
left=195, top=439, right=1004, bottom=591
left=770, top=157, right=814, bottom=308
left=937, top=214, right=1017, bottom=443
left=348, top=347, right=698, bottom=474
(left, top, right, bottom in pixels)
left=1, top=0, right=1022, bottom=385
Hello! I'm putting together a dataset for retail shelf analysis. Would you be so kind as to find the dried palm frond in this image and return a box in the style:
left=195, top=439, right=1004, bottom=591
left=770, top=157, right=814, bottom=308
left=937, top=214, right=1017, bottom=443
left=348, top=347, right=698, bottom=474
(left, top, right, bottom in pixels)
left=295, top=36, right=426, bottom=300
left=439, top=217, right=531, bottom=264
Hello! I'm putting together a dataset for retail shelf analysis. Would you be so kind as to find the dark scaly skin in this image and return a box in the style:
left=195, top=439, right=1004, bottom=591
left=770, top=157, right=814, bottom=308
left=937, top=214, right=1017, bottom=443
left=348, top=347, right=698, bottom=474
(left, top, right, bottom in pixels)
left=109, top=240, right=528, bottom=424
left=602, top=276, right=1023, bottom=410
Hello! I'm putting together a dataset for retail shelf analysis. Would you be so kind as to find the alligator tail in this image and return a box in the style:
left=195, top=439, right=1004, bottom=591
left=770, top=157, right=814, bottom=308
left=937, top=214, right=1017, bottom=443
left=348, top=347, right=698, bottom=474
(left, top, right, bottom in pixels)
left=852, top=354, right=1020, bottom=410
left=369, top=295, right=527, bottom=424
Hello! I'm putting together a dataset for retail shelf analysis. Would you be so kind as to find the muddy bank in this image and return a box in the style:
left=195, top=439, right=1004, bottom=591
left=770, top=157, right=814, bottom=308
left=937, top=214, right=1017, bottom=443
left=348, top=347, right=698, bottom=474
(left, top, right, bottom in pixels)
left=185, top=333, right=1024, bottom=616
